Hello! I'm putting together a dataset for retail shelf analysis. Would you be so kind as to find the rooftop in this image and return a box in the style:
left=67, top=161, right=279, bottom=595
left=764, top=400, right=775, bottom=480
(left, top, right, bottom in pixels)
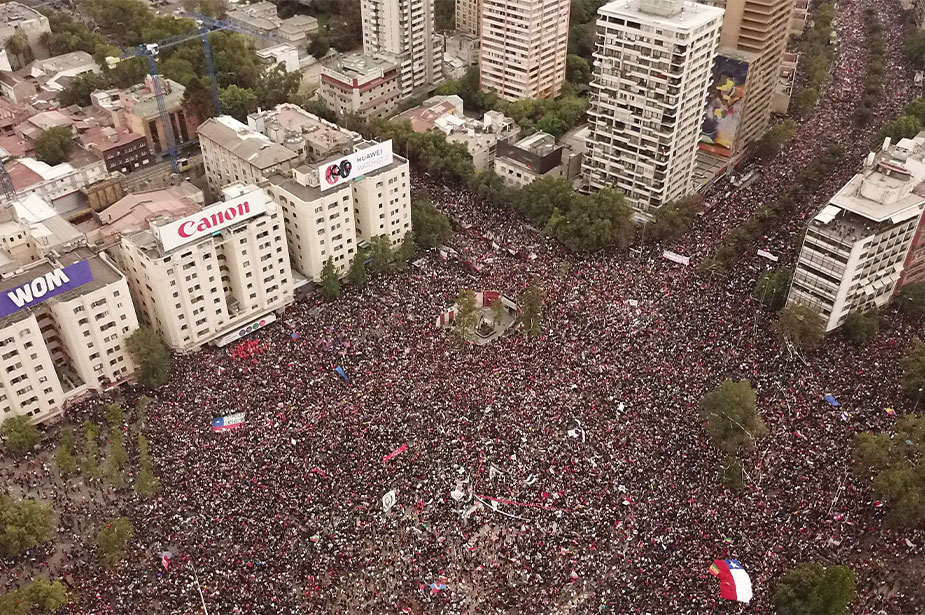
left=511, top=132, right=558, bottom=156
left=29, top=51, right=96, bottom=77
left=394, top=95, right=464, bottom=132
left=121, top=77, right=185, bottom=118
left=247, top=103, right=356, bottom=160
left=599, top=0, right=724, bottom=29
left=0, top=246, right=123, bottom=327
left=89, top=182, right=202, bottom=244
left=79, top=125, right=147, bottom=152
left=0, top=2, right=45, bottom=25
left=324, top=53, right=398, bottom=80
left=198, top=115, right=299, bottom=170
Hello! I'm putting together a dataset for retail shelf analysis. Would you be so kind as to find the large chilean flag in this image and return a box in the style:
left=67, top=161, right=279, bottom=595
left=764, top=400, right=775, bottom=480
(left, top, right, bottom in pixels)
left=709, top=559, right=753, bottom=603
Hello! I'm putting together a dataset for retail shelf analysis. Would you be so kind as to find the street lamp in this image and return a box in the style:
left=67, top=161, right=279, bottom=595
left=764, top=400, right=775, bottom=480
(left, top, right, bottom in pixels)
left=915, top=387, right=923, bottom=413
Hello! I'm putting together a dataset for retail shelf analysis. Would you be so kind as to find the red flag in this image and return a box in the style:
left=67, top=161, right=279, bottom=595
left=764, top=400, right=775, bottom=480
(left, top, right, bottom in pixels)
left=161, top=553, right=171, bottom=571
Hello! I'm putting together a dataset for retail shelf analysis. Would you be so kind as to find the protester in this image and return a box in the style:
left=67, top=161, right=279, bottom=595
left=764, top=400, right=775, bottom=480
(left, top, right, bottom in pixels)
left=1, top=0, right=922, bottom=613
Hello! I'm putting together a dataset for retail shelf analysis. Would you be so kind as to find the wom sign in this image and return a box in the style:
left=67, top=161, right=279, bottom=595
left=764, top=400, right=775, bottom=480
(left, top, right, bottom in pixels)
left=0, top=260, right=93, bottom=319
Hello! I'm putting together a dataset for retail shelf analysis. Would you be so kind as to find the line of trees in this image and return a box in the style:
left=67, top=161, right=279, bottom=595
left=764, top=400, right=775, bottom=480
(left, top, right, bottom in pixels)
left=853, top=9, right=885, bottom=127
left=791, top=1, right=836, bottom=118
left=0, top=576, right=68, bottom=614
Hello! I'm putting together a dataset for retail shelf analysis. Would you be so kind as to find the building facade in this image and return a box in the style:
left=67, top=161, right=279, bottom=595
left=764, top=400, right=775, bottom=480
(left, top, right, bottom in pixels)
left=583, top=0, right=724, bottom=214
left=0, top=245, right=138, bottom=423
left=116, top=184, right=294, bottom=351
left=198, top=115, right=300, bottom=200
left=787, top=137, right=925, bottom=332
left=709, top=0, right=793, bottom=157
left=493, top=131, right=564, bottom=187
left=479, top=0, right=571, bottom=101
left=361, top=0, right=443, bottom=97
left=266, top=141, right=411, bottom=281
left=456, top=0, right=483, bottom=35
left=318, top=54, right=402, bottom=119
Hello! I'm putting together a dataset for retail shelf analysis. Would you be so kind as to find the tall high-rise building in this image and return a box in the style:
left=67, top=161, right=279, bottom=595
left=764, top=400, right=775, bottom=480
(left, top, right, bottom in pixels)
left=583, top=0, right=724, bottom=213
left=456, top=0, right=482, bottom=36
left=704, top=0, right=793, bottom=156
left=361, top=0, right=443, bottom=98
left=479, top=0, right=571, bottom=101
left=787, top=137, right=925, bottom=332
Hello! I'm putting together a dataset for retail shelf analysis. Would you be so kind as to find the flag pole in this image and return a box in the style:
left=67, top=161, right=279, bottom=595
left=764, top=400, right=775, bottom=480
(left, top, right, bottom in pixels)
left=190, top=560, right=210, bottom=615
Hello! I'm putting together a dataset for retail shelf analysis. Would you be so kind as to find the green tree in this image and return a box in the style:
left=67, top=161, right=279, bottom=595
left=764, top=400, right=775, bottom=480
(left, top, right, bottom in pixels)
left=751, top=119, right=798, bottom=159
left=106, top=57, right=149, bottom=89
left=545, top=188, right=633, bottom=251
left=519, top=277, right=544, bottom=338
left=0, top=495, right=55, bottom=559
left=104, top=431, right=128, bottom=488
left=81, top=422, right=100, bottom=477
left=24, top=576, right=68, bottom=613
left=55, top=427, right=78, bottom=477
left=490, top=297, right=505, bottom=323
left=255, top=64, right=302, bottom=110
left=649, top=196, right=700, bottom=243
left=905, top=28, right=925, bottom=65
left=182, top=0, right=226, bottom=18
left=699, top=380, right=767, bottom=454
left=774, top=563, right=856, bottom=615
left=319, top=257, right=341, bottom=300
left=1, top=416, right=41, bottom=455
left=301, top=98, right=337, bottom=122
left=791, top=87, right=819, bottom=119
left=368, top=235, right=393, bottom=274
left=219, top=85, right=258, bottom=121
left=901, top=341, right=925, bottom=400
left=126, top=327, right=170, bottom=388
left=134, top=466, right=161, bottom=499
left=58, top=71, right=109, bottom=107
left=754, top=268, right=792, bottom=310
left=307, top=36, right=330, bottom=60
left=779, top=303, right=825, bottom=349
left=879, top=115, right=922, bottom=144
left=97, top=517, right=134, bottom=569
left=34, top=126, right=74, bottom=166
left=454, top=289, right=479, bottom=341
left=135, top=396, right=151, bottom=427
left=393, top=231, right=415, bottom=269
left=5, top=32, right=33, bottom=67
left=842, top=310, right=878, bottom=346
left=897, top=281, right=925, bottom=318
left=719, top=455, right=745, bottom=490
left=104, top=403, right=124, bottom=428
left=346, top=253, right=368, bottom=287
left=435, top=0, right=455, bottom=31
left=568, top=22, right=595, bottom=60
left=410, top=197, right=452, bottom=248
left=565, top=54, right=592, bottom=86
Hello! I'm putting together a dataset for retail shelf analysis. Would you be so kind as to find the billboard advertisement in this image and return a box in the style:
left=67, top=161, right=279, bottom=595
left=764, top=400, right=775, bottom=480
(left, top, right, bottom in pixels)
left=0, top=260, right=94, bottom=318
left=215, top=313, right=277, bottom=347
left=700, top=55, right=749, bottom=158
left=318, top=140, right=393, bottom=189
left=157, top=189, right=268, bottom=252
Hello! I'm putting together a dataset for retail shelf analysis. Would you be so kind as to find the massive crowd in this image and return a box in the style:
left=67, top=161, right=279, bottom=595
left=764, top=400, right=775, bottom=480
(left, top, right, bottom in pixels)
left=1, top=0, right=924, bottom=613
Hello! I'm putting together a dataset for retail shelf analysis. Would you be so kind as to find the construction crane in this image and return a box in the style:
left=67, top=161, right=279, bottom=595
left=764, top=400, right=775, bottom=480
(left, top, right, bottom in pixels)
left=111, top=13, right=282, bottom=173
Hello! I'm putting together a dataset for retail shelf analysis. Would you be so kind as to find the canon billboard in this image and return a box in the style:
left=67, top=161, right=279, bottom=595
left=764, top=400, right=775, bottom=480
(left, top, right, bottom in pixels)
left=157, top=189, right=268, bottom=252
left=318, top=140, right=393, bottom=189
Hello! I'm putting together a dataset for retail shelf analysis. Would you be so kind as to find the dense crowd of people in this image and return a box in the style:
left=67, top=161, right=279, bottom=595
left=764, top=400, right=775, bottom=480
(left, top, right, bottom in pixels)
left=2, top=0, right=924, bottom=612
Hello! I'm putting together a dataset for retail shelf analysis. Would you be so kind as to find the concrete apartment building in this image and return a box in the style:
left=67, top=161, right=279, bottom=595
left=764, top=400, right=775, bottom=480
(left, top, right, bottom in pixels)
left=479, top=0, right=571, bottom=101
left=318, top=54, right=402, bottom=119
left=456, top=0, right=483, bottom=35
left=705, top=0, right=793, bottom=157
left=0, top=199, right=138, bottom=423
left=361, top=0, right=443, bottom=98
left=494, top=132, right=566, bottom=188
left=787, top=136, right=925, bottom=332
left=115, top=183, right=294, bottom=351
left=0, top=3, right=50, bottom=67
left=198, top=108, right=411, bottom=282
left=583, top=0, right=724, bottom=214
left=266, top=140, right=411, bottom=281
left=225, top=1, right=318, bottom=52
left=198, top=115, right=300, bottom=200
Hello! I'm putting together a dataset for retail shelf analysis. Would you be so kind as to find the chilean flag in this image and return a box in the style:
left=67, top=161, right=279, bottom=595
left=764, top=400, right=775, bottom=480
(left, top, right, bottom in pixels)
left=709, top=559, right=753, bottom=603
left=212, top=412, right=246, bottom=431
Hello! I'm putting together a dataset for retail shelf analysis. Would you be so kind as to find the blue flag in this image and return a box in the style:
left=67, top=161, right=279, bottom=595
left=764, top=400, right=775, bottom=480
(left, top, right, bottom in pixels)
left=335, top=366, right=349, bottom=381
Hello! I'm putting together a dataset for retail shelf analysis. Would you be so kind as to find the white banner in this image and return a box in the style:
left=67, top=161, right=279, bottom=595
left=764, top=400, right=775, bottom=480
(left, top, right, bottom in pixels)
left=318, top=140, right=393, bottom=189
left=757, top=249, right=779, bottom=262
left=215, top=313, right=277, bottom=347
left=662, top=250, right=691, bottom=266
left=157, top=189, right=268, bottom=252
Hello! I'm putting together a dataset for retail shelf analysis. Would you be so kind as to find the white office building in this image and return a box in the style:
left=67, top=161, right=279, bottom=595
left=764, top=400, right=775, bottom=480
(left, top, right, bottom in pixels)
left=787, top=137, right=925, bottom=332
left=115, top=183, right=294, bottom=351
left=583, top=0, right=724, bottom=214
